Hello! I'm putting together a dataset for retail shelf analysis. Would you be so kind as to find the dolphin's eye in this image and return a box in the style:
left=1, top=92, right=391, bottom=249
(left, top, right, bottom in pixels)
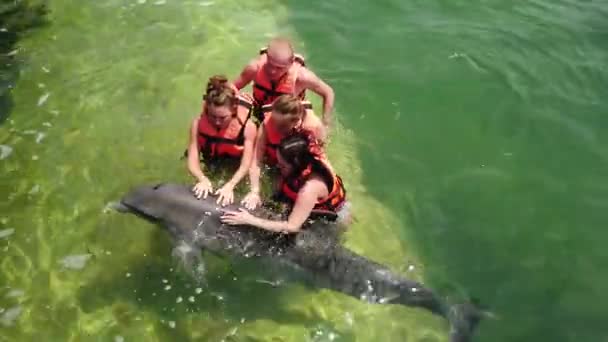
left=153, top=183, right=164, bottom=190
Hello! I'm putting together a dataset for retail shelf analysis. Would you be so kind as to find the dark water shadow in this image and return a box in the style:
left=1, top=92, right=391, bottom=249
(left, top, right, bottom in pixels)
left=281, top=1, right=608, bottom=342
left=0, top=0, right=48, bottom=124
left=77, top=223, right=353, bottom=341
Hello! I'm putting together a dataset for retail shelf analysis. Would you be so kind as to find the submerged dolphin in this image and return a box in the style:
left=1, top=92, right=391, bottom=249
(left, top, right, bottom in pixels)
left=118, top=183, right=484, bottom=342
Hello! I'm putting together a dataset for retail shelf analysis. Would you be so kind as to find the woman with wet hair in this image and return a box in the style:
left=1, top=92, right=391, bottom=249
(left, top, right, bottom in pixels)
left=241, top=94, right=326, bottom=210
left=221, top=129, right=350, bottom=233
left=186, top=75, right=257, bottom=206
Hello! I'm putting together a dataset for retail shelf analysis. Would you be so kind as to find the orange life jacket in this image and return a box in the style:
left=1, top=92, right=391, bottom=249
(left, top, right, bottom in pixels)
left=196, top=94, right=253, bottom=160
left=252, top=47, right=307, bottom=120
left=262, top=101, right=313, bottom=165
left=279, top=157, right=347, bottom=212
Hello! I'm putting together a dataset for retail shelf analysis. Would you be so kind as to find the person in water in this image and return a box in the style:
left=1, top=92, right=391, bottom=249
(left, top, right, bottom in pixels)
left=241, top=94, right=326, bottom=210
left=221, top=130, right=349, bottom=233
left=186, top=75, right=257, bottom=206
left=232, top=36, right=335, bottom=128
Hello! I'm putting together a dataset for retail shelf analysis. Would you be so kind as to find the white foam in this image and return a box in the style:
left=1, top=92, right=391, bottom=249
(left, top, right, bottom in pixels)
left=37, top=93, right=50, bottom=107
left=344, top=312, right=354, bottom=326
left=28, top=185, right=40, bottom=195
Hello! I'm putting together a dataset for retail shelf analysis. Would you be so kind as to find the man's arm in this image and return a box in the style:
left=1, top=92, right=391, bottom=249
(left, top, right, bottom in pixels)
left=232, top=59, right=258, bottom=90
left=299, top=68, right=335, bottom=127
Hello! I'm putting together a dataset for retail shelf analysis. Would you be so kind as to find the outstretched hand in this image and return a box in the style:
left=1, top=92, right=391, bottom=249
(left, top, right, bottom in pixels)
left=220, top=208, right=255, bottom=226
left=193, top=178, right=213, bottom=199
left=241, top=191, right=262, bottom=210
left=215, top=183, right=235, bottom=206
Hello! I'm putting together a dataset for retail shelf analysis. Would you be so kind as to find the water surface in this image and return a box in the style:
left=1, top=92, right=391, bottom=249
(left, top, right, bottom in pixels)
left=1, top=0, right=608, bottom=341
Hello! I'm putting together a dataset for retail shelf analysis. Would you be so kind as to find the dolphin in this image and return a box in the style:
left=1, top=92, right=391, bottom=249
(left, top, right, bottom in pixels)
left=117, top=182, right=484, bottom=342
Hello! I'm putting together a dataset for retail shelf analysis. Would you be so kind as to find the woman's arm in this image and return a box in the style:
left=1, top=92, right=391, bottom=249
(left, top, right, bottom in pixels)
left=187, top=118, right=206, bottom=182
left=222, top=177, right=329, bottom=233
left=225, top=122, right=257, bottom=187
left=215, top=122, right=258, bottom=205
left=187, top=118, right=213, bottom=198
left=240, top=126, right=267, bottom=209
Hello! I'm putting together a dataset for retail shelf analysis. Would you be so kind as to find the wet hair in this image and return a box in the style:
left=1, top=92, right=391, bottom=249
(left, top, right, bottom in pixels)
left=272, top=94, right=305, bottom=117
left=278, top=129, right=323, bottom=175
left=203, top=75, right=237, bottom=114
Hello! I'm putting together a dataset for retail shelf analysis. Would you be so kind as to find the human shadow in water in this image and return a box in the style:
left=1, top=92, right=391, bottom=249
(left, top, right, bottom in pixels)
left=77, top=227, right=354, bottom=341
left=0, top=0, right=48, bottom=124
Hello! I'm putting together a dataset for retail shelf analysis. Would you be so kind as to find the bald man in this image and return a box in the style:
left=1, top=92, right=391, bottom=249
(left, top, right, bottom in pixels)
left=232, top=37, right=335, bottom=128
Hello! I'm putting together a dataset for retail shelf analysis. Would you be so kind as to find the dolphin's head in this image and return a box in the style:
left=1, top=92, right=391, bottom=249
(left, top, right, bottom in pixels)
left=118, top=182, right=227, bottom=223
left=119, top=183, right=170, bottom=221
left=119, top=182, right=205, bottom=222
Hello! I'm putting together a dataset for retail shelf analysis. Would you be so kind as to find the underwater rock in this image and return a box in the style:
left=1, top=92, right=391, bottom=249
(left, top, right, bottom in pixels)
left=59, top=254, right=93, bottom=270
left=0, top=306, right=22, bottom=327
left=0, top=145, right=13, bottom=160
left=5, top=289, right=24, bottom=298
left=0, top=228, right=15, bottom=239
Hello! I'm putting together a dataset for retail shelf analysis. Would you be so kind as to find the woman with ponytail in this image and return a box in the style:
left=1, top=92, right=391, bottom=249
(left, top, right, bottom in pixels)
left=221, top=129, right=350, bottom=233
left=186, top=75, right=257, bottom=206
left=241, top=94, right=326, bottom=210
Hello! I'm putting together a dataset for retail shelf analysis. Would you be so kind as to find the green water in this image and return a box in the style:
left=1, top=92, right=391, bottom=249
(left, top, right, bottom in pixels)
left=1, top=0, right=607, bottom=341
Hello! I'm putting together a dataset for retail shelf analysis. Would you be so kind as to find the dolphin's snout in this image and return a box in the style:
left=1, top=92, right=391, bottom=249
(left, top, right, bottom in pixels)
left=111, top=201, right=131, bottom=213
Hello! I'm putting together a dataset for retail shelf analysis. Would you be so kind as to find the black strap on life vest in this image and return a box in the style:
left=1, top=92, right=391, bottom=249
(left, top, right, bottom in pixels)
left=238, top=97, right=253, bottom=110
left=271, top=191, right=338, bottom=222
left=260, top=101, right=312, bottom=113
left=309, top=209, right=338, bottom=222
left=254, top=82, right=290, bottom=100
